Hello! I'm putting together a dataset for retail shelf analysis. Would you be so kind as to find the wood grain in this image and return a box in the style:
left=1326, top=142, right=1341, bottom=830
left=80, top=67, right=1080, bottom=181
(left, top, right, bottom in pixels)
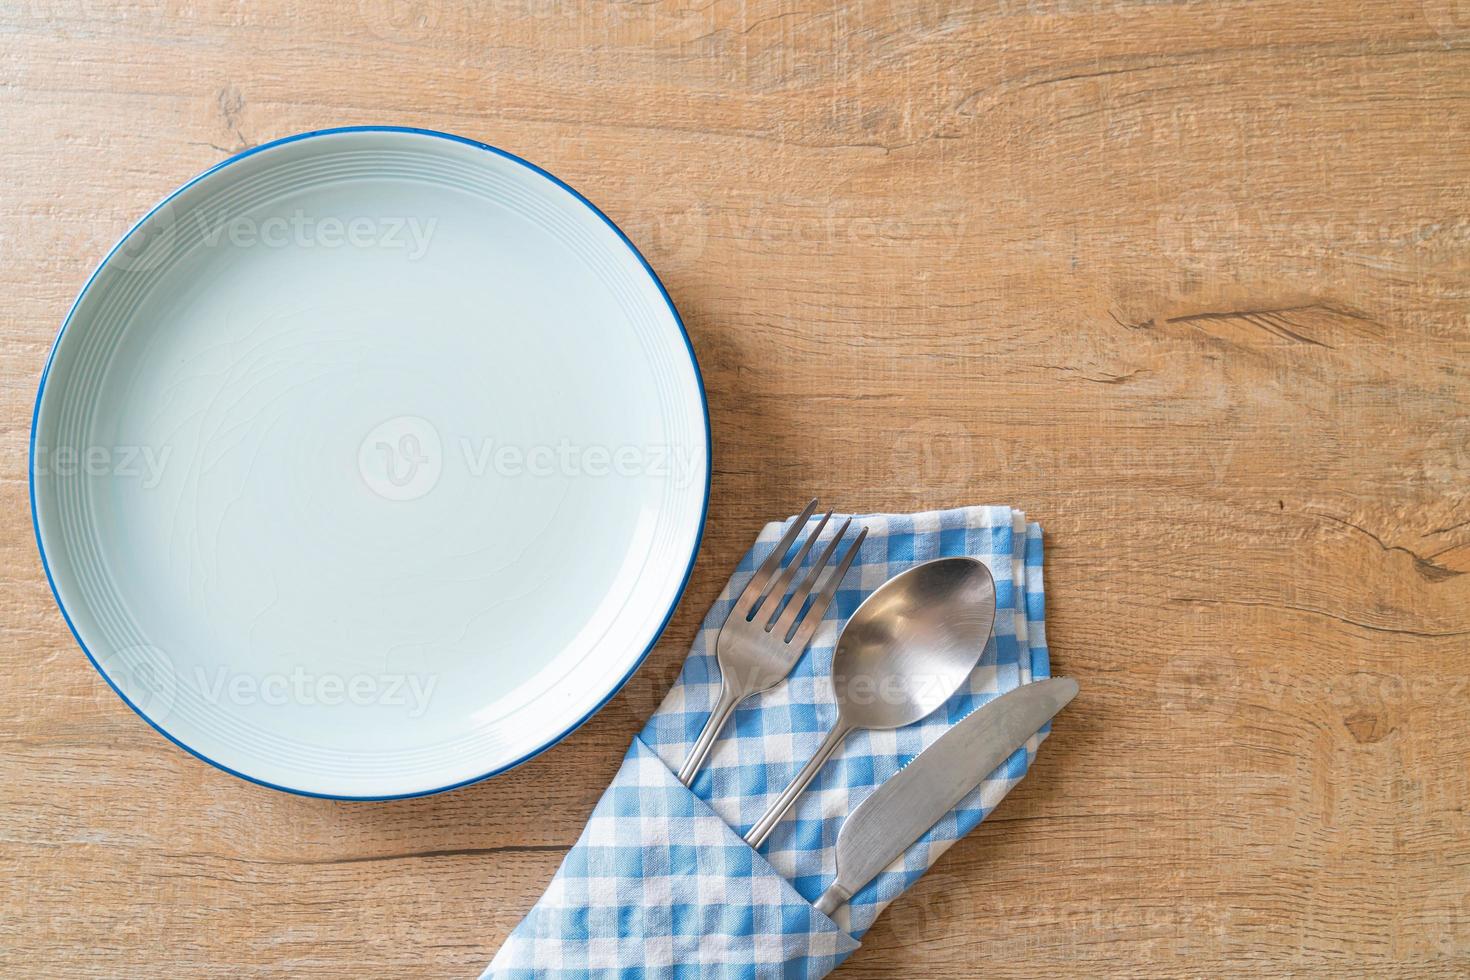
left=2, top=1, right=1467, bottom=976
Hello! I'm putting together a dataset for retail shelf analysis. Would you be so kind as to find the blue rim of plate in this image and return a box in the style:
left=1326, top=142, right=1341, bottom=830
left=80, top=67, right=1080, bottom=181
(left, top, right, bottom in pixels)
left=28, top=125, right=712, bottom=801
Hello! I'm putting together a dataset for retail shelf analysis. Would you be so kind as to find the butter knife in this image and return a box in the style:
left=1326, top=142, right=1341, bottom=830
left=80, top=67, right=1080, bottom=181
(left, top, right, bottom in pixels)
left=813, top=676, right=1079, bottom=916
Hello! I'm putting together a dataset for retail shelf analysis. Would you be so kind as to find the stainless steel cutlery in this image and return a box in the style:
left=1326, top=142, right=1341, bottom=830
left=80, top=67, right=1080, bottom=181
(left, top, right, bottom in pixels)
left=813, top=677, right=1079, bottom=915
left=742, top=556, right=998, bottom=847
left=684, top=511, right=1069, bottom=916
left=677, top=500, right=867, bottom=786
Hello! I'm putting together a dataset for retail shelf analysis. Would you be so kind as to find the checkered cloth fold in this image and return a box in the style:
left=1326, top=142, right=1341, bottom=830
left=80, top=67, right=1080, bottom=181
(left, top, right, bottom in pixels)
left=486, top=506, right=1049, bottom=978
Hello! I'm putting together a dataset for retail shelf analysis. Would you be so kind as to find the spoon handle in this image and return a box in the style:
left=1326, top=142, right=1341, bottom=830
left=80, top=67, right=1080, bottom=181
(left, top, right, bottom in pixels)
left=743, top=723, right=853, bottom=848
left=677, top=679, right=741, bottom=786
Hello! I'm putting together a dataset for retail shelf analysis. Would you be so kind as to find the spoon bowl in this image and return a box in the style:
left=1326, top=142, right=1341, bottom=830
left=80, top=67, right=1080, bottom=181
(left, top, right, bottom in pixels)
left=743, top=556, right=997, bottom=847
left=830, top=558, right=997, bottom=731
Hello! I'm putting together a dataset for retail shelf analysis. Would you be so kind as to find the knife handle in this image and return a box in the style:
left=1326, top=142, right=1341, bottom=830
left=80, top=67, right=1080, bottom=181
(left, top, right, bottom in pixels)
left=814, top=882, right=852, bottom=918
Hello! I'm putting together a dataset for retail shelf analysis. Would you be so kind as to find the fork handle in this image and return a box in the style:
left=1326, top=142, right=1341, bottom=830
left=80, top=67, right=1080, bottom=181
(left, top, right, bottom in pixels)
left=677, top=680, right=743, bottom=786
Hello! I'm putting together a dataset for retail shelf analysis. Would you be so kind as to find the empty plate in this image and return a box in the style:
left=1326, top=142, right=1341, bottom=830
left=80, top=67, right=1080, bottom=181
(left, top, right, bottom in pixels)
left=30, top=127, right=709, bottom=798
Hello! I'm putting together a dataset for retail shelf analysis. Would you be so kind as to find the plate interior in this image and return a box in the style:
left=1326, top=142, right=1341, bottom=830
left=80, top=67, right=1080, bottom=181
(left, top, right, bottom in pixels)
left=32, top=130, right=708, bottom=797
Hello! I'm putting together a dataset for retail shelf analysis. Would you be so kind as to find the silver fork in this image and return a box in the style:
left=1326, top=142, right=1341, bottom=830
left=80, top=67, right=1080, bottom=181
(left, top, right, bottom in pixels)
left=677, top=499, right=867, bottom=786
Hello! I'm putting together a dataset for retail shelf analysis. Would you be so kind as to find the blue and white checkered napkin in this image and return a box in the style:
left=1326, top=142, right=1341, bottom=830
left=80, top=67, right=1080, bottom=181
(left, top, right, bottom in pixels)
left=486, top=506, right=1050, bottom=978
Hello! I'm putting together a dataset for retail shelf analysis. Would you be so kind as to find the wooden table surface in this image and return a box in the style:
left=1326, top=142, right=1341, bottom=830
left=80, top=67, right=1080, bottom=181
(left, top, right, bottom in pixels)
left=3, top=1, right=1467, bottom=976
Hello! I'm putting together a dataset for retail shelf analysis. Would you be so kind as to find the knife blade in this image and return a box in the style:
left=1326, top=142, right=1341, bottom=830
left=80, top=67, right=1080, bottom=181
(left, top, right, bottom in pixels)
left=813, top=676, right=1079, bottom=916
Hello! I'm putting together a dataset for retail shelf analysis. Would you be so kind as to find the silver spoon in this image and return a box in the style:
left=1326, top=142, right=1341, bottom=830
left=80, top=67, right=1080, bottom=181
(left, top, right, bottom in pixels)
left=743, top=556, right=997, bottom=848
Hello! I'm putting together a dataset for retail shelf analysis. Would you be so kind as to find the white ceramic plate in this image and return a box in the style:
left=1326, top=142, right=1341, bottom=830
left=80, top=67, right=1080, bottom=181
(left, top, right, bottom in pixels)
left=31, top=127, right=709, bottom=798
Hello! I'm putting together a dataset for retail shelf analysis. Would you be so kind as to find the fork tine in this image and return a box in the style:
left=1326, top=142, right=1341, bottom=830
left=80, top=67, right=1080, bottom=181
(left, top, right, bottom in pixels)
left=731, top=498, right=818, bottom=618
left=749, top=502, right=825, bottom=616
left=757, top=509, right=832, bottom=627
left=788, top=525, right=867, bottom=648
left=764, top=517, right=858, bottom=640
left=768, top=516, right=850, bottom=636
